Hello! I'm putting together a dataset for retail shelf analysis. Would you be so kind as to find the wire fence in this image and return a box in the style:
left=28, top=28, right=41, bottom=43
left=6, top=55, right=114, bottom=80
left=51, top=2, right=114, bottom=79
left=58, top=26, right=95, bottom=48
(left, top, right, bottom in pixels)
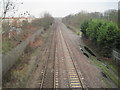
left=112, top=49, right=120, bottom=63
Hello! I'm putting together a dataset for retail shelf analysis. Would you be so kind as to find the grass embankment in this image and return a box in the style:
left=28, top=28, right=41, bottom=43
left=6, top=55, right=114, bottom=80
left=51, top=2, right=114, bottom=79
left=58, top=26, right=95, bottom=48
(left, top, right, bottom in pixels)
left=2, top=40, right=18, bottom=54
left=2, top=27, right=41, bottom=54
left=2, top=28, right=50, bottom=88
left=65, top=24, right=120, bottom=87
left=2, top=37, right=40, bottom=87
left=2, top=15, right=53, bottom=54
left=66, top=25, right=81, bottom=35
left=82, top=46, right=120, bottom=87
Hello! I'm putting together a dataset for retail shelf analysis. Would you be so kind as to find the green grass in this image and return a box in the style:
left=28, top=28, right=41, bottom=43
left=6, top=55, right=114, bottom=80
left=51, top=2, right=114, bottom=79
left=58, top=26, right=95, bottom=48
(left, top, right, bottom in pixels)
left=2, top=41, right=11, bottom=54
left=83, top=47, right=120, bottom=87
left=2, top=40, right=19, bottom=54
left=104, top=60, right=119, bottom=75
left=93, top=57, right=120, bottom=87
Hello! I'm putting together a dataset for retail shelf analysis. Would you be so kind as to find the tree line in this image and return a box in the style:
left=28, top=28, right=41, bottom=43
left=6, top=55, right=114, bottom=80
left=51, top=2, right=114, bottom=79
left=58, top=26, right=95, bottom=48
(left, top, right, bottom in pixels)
left=81, top=19, right=120, bottom=57
left=62, top=9, right=119, bottom=57
left=31, top=13, right=54, bottom=30
left=62, top=9, right=118, bottom=29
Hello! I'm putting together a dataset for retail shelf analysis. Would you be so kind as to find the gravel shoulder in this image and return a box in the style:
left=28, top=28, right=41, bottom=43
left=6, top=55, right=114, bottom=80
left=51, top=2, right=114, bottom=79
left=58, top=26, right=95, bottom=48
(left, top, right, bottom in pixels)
left=60, top=22, right=107, bottom=88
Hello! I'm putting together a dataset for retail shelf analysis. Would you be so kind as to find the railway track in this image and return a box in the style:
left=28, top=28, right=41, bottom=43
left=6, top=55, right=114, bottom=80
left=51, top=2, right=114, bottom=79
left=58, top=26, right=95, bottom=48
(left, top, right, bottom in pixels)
left=26, top=20, right=107, bottom=88
left=60, top=28, right=83, bottom=88
left=30, top=20, right=84, bottom=89
left=54, top=24, right=84, bottom=89
left=54, top=26, right=69, bottom=88
left=39, top=23, right=57, bottom=89
left=60, top=24, right=87, bottom=88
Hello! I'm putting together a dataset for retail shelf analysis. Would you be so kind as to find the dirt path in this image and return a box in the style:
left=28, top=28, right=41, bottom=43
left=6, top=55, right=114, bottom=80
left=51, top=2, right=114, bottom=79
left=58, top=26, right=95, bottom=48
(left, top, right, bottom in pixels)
left=25, top=19, right=108, bottom=88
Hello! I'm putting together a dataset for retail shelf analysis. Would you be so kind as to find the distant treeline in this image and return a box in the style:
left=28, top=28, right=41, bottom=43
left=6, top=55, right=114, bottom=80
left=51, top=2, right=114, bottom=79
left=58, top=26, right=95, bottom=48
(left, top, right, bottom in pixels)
left=31, top=13, right=54, bottom=30
left=62, top=9, right=118, bottom=29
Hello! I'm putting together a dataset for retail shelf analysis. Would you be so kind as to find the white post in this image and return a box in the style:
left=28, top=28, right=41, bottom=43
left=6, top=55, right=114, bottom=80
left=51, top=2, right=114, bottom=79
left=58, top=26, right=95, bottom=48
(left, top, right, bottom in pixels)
left=0, top=18, right=2, bottom=90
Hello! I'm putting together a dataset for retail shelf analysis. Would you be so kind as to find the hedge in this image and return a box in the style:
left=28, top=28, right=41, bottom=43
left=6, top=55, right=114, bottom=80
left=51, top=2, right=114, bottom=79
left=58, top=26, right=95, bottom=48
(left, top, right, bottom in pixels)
left=81, top=19, right=120, bottom=57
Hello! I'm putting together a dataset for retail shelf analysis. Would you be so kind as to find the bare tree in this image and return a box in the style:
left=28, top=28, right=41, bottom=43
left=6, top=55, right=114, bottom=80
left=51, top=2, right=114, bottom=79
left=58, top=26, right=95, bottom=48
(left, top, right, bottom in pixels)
left=1, top=0, right=23, bottom=18
left=0, top=0, right=23, bottom=33
left=0, top=0, right=15, bottom=20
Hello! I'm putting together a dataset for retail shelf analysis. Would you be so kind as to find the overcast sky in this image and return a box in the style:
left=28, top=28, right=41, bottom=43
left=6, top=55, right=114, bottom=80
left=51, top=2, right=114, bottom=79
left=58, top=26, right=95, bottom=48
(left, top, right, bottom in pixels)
left=15, top=0, right=119, bottom=17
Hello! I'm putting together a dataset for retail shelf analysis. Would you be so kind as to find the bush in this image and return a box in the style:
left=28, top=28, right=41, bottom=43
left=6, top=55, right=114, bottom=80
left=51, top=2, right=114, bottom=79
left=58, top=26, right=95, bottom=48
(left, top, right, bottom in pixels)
left=81, top=20, right=89, bottom=37
left=81, top=19, right=120, bottom=57
left=31, top=13, right=54, bottom=30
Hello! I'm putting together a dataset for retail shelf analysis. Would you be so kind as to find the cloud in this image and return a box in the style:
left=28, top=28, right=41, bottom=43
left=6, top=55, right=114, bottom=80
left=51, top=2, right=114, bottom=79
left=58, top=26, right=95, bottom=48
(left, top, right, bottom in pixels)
left=18, top=0, right=119, bottom=3
left=15, top=0, right=118, bottom=17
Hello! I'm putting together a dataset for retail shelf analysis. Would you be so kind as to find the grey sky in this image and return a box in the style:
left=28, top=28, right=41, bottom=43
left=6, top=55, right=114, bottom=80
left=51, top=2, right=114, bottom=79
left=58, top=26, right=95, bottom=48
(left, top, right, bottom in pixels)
left=16, top=0, right=119, bottom=17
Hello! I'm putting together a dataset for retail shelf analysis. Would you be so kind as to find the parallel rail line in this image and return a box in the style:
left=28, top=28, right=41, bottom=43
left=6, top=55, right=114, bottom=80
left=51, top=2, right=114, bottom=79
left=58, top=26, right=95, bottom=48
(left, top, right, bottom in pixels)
left=38, top=26, right=55, bottom=89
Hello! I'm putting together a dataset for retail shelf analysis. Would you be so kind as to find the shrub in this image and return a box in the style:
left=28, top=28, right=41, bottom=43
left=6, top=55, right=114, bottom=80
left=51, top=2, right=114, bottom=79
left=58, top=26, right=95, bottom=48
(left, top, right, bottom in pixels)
left=81, top=19, right=120, bottom=57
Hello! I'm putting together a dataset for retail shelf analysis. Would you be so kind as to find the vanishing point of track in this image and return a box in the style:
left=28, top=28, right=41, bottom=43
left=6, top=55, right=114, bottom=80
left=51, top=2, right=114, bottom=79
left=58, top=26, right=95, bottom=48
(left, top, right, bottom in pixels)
left=39, top=20, right=84, bottom=89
